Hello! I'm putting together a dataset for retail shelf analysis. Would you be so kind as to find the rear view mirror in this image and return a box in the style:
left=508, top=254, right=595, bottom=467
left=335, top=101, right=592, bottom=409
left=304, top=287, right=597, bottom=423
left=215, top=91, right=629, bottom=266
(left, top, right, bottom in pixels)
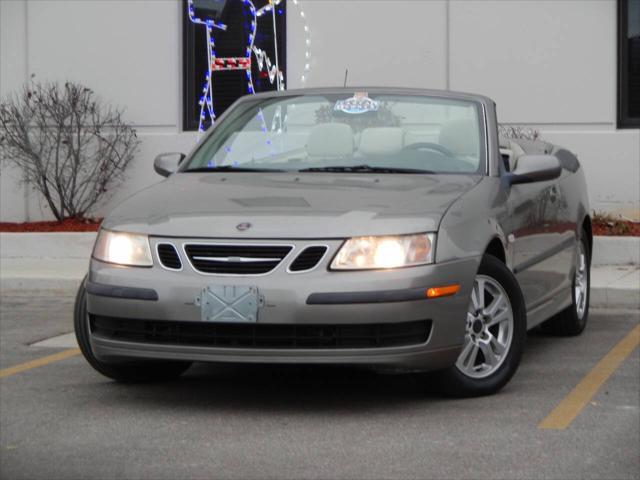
left=507, top=155, right=561, bottom=185
left=154, top=152, right=186, bottom=177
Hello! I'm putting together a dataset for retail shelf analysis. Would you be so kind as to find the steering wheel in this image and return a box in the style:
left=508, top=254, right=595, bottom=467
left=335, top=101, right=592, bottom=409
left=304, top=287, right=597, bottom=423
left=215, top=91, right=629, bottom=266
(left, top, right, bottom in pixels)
left=402, top=142, right=456, bottom=158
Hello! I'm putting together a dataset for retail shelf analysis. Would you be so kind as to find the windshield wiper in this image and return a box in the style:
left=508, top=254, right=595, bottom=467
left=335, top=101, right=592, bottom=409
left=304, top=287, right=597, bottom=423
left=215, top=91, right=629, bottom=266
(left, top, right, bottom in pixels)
left=184, top=165, right=287, bottom=173
left=298, top=164, right=434, bottom=174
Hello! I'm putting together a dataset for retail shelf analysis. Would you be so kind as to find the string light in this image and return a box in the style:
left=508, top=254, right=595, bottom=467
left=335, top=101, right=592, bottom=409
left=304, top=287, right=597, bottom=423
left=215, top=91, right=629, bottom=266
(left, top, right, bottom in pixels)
left=187, top=0, right=255, bottom=133
left=257, top=0, right=311, bottom=85
left=253, top=47, right=285, bottom=86
left=187, top=0, right=313, bottom=133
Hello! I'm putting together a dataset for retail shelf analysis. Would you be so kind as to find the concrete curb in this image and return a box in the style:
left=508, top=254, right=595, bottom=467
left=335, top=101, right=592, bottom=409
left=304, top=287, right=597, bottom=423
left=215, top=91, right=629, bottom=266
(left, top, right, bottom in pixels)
left=0, top=262, right=637, bottom=309
left=589, top=265, right=639, bottom=309
left=0, top=232, right=96, bottom=259
left=1, top=233, right=638, bottom=308
left=0, top=258, right=88, bottom=292
left=592, top=236, right=640, bottom=266
left=1, top=232, right=638, bottom=263
left=0, top=278, right=84, bottom=291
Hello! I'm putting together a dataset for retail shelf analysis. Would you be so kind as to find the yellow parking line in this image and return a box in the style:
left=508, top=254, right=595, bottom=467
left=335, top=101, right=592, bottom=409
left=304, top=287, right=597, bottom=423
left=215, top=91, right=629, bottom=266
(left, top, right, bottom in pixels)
left=539, top=323, right=640, bottom=430
left=0, top=348, right=81, bottom=379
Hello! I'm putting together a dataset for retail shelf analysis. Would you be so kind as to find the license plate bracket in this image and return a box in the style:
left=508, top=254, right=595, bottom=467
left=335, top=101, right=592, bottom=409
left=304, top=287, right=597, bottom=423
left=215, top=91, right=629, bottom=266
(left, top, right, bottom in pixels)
left=195, top=285, right=263, bottom=323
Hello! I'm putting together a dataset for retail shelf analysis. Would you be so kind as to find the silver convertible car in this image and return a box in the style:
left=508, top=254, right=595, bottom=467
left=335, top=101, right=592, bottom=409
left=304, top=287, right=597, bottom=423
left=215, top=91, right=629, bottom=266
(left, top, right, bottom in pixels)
left=74, top=88, right=591, bottom=396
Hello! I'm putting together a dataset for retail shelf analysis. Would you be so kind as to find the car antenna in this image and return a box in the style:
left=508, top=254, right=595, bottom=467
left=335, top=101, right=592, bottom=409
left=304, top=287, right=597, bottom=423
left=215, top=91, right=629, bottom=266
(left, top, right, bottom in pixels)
left=343, top=68, right=349, bottom=87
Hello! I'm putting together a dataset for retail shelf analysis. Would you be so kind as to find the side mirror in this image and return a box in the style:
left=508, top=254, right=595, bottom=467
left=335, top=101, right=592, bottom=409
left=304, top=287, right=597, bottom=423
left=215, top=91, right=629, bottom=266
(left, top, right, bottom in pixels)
left=507, top=155, right=562, bottom=185
left=153, top=152, right=185, bottom=177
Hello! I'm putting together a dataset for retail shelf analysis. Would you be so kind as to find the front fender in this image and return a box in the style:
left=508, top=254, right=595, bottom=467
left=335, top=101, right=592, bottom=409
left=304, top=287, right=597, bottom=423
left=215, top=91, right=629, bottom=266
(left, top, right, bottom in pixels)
left=436, top=177, right=511, bottom=268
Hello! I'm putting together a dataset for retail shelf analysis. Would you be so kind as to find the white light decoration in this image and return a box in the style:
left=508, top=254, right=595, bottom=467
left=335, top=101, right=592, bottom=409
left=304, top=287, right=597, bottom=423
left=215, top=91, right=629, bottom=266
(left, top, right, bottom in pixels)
left=188, top=0, right=312, bottom=133
left=268, top=0, right=312, bottom=85
left=252, top=46, right=285, bottom=86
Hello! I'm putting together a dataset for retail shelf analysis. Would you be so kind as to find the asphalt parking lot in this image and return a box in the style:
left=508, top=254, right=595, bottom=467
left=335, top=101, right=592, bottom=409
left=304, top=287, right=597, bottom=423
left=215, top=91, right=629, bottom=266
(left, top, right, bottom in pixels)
left=0, top=288, right=638, bottom=480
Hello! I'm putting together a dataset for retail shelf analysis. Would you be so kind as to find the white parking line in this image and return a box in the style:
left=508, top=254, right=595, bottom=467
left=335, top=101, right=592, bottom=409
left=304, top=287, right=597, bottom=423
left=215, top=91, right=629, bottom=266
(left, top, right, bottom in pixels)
left=30, top=333, right=78, bottom=349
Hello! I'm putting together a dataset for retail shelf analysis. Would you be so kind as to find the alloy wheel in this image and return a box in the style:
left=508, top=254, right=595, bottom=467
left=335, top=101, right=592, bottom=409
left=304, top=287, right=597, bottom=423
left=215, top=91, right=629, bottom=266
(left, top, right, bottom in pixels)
left=575, top=242, right=588, bottom=320
left=456, top=274, right=514, bottom=379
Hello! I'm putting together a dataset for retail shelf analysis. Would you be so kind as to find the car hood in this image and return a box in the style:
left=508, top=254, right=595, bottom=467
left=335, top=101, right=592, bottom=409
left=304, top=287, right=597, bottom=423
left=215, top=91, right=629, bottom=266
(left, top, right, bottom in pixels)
left=103, top=172, right=482, bottom=238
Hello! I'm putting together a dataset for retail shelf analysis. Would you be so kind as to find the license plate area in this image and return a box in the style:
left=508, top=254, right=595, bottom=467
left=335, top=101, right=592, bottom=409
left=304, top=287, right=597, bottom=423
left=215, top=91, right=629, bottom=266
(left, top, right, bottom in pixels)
left=195, top=286, right=263, bottom=322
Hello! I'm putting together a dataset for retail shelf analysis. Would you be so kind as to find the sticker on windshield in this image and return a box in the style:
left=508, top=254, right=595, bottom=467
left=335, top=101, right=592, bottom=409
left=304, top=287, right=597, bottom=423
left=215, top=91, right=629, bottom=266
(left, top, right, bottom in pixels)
left=334, top=92, right=379, bottom=115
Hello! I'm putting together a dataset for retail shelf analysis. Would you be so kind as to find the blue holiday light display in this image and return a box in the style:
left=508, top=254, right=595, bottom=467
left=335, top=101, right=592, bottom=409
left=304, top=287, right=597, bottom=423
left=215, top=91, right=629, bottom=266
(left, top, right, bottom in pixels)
left=187, top=0, right=311, bottom=134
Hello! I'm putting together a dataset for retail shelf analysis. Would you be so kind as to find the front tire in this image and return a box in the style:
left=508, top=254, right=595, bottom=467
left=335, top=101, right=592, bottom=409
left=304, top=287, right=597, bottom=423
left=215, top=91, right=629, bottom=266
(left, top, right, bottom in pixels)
left=438, top=254, right=526, bottom=397
left=74, top=277, right=192, bottom=382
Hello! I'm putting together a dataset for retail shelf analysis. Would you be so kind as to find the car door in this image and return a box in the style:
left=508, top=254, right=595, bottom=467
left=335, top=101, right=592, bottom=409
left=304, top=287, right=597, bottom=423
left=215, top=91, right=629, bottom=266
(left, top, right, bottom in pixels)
left=507, top=173, right=572, bottom=310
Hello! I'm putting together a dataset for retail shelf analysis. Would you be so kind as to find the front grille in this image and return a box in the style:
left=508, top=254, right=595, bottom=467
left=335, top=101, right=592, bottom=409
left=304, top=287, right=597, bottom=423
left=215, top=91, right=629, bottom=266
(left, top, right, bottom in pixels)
left=289, top=246, right=328, bottom=272
left=91, top=316, right=431, bottom=349
left=184, top=244, right=292, bottom=274
left=157, top=243, right=182, bottom=270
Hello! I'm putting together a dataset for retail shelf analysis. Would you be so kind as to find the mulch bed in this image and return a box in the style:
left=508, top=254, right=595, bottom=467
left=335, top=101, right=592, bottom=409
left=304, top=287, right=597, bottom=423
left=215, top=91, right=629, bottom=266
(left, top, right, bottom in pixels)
left=0, top=218, right=102, bottom=232
left=592, top=219, right=640, bottom=237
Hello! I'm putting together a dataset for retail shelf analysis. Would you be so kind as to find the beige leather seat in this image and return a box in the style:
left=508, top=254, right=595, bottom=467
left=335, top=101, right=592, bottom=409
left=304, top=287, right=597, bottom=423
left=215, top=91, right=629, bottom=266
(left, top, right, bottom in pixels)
left=499, top=137, right=525, bottom=171
left=306, top=123, right=354, bottom=159
left=403, top=129, right=438, bottom=147
left=358, top=127, right=404, bottom=156
left=438, top=118, right=480, bottom=158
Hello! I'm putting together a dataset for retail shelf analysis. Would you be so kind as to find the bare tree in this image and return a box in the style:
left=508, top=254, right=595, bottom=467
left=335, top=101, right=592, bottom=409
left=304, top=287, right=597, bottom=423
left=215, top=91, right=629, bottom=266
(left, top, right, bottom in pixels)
left=0, top=80, right=140, bottom=221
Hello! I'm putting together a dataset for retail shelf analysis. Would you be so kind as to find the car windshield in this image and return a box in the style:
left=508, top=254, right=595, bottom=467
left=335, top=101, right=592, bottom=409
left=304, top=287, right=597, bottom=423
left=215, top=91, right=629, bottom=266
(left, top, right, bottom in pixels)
left=183, top=93, right=485, bottom=174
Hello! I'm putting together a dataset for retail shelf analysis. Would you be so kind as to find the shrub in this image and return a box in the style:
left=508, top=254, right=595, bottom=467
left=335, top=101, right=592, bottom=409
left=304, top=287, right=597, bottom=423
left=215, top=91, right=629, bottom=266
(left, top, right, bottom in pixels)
left=0, top=80, right=140, bottom=221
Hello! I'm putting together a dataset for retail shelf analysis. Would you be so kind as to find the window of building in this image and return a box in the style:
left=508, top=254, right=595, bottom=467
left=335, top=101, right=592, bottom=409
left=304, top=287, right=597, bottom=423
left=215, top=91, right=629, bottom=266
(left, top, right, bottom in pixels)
left=182, top=0, right=286, bottom=131
left=618, top=0, right=640, bottom=128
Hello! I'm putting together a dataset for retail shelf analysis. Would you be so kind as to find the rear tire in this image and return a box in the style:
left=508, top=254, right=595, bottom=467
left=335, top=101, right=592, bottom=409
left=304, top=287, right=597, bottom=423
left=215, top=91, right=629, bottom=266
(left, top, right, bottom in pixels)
left=437, top=254, right=526, bottom=397
left=74, top=277, right=192, bottom=382
left=540, top=233, right=590, bottom=336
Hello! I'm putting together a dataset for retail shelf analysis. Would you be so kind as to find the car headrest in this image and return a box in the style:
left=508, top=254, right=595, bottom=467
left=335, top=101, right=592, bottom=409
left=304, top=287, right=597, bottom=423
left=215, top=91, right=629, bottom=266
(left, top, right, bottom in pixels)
left=439, top=118, right=479, bottom=157
left=403, top=129, right=438, bottom=147
left=358, top=127, right=404, bottom=156
left=500, top=138, right=526, bottom=172
left=306, top=123, right=354, bottom=158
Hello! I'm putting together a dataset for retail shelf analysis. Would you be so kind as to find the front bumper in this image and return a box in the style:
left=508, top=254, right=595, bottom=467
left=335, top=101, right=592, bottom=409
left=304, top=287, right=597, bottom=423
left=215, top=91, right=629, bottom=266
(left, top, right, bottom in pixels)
left=86, top=237, right=481, bottom=371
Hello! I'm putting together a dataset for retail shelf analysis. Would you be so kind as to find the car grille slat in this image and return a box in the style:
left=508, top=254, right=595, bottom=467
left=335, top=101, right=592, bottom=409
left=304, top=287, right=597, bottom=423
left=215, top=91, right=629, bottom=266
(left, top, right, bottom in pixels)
left=184, top=244, right=292, bottom=274
left=91, top=316, right=431, bottom=349
left=157, top=243, right=182, bottom=270
left=288, top=246, right=328, bottom=272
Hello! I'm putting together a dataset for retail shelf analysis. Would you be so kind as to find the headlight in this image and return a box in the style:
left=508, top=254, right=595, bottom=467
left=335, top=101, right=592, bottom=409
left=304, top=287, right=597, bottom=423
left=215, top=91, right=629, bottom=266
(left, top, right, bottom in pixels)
left=92, top=229, right=153, bottom=267
left=330, top=233, right=435, bottom=270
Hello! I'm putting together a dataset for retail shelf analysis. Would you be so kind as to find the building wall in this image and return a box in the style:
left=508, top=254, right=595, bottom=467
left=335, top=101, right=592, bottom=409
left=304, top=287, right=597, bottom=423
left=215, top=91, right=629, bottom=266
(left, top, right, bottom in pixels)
left=1, top=0, right=638, bottom=222
left=0, top=0, right=198, bottom=221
